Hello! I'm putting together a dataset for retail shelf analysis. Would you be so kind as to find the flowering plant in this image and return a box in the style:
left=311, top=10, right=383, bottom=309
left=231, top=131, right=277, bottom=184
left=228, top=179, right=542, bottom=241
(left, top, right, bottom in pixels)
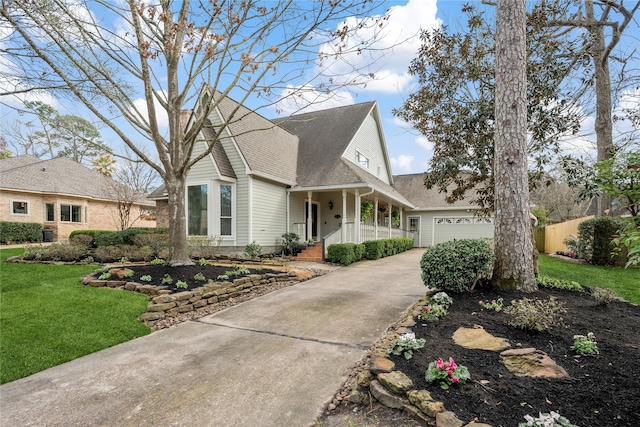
left=518, top=411, right=577, bottom=427
left=479, top=297, right=504, bottom=311
left=387, top=333, right=426, bottom=360
left=430, top=291, right=453, bottom=307
left=425, top=357, right=470, bottom=389
left=571, top=332, right=599, bottom=355
left=418, top=303, right=447, bottom=322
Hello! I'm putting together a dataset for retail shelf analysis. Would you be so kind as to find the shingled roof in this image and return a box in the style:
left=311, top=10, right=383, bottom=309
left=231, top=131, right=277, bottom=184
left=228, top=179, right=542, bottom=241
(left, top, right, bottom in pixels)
left=215, top=95, right=298, bottom=184
left=274, top=101, right=375, bottom=187
left=392, top=173, right=482, bottom=209
left=0, top=155, right=153, bottom=205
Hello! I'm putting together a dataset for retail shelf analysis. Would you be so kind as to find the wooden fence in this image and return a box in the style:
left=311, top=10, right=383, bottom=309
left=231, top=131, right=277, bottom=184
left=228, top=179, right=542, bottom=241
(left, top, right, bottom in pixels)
left=534, top=216, right=594, bottom=254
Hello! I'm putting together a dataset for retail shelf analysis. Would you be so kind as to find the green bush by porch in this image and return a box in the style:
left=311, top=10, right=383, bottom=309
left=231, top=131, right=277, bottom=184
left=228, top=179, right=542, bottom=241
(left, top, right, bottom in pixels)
left=327, top=237, right=414, bottom=265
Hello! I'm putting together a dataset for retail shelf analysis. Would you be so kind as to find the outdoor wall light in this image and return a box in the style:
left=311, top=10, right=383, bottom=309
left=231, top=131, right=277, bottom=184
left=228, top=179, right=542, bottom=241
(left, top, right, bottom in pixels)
left=328, top=200, right=334, bottom=210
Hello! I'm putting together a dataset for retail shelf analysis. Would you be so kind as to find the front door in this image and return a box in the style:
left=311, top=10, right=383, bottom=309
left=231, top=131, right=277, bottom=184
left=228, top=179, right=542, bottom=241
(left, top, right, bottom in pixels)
left=409, top=216, right=420, bottom=247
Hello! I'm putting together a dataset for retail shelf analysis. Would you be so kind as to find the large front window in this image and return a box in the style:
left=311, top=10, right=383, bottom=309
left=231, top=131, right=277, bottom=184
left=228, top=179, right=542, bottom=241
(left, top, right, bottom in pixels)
left=220, top=184, right=232, bottom=236
left=188, top=184, right=208, bottom=235
left=12, top=200, right=28, bottom=215
left=60, top=204, right=82, bottom=222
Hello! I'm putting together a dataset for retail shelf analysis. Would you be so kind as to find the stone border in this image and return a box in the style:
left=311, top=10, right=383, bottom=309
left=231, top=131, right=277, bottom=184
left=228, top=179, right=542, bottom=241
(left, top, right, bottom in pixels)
left=81, top=266, right=312, bottom=328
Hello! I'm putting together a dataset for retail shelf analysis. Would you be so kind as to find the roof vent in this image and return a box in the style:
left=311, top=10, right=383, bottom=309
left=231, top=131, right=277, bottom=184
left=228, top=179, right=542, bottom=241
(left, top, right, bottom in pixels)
left=41, top=167, right=46, bottom=172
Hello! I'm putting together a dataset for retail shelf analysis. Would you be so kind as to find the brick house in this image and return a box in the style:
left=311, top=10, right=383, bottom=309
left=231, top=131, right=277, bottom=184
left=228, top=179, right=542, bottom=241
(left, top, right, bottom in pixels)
left=0, top=155, right=156, bottom=241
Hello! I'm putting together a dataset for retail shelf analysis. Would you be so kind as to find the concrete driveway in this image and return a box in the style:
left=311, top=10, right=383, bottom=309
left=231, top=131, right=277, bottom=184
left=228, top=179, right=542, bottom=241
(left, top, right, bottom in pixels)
left=0, top=249, right=426, bottom=427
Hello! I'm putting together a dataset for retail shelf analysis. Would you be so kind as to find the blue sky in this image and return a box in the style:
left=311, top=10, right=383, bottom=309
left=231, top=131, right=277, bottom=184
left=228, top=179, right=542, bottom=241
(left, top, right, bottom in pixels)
left=2, top=0, right=638, bottom=176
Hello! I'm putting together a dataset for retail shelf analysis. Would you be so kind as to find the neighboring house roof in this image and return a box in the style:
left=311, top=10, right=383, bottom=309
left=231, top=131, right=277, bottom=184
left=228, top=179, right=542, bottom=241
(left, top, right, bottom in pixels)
left=214, top=94, right=298, bottom=184
left=393, top=173, right=482, bottom=210
left=0, top=156, right=153, bottom=206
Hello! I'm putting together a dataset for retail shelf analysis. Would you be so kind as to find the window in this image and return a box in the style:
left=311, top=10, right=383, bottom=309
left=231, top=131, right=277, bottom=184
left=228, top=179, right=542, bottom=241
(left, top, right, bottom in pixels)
left=356, top=151, right=369, bottom=168
left=220, top=184, right=232, bottom=236
left=61, top=204, right=82, bottom=223
left=188, top=184, right=208, bottom=235
left=45, top=203, right=55, bottom=221
left=12, top=201, right=28, bottom=215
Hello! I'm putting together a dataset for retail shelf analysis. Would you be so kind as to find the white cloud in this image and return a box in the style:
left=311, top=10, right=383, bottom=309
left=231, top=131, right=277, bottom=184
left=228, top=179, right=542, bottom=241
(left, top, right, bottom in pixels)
left=415, top=136, right=433, bottom=151
left=274, top=85, right=355, bottom=115
left=390, top=154, right=414, bottom=172
left=317, top=0, right=440, bottom=93
left=132, top=91, right=169, bottom=129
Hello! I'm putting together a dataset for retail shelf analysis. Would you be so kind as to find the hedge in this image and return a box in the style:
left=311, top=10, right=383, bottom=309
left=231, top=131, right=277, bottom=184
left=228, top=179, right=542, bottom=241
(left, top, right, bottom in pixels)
left=0, top=221, right=43, bottom=244
left=577, top=217, right=625, bottom=266
left=328, top=237, right=414, bottom=265
left=70, top=228, right=158, bottom=247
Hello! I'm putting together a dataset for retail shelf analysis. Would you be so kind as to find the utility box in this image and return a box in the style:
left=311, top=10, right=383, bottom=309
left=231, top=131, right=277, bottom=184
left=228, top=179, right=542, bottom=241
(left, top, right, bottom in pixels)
left=42, top=229, right=54, bottom=242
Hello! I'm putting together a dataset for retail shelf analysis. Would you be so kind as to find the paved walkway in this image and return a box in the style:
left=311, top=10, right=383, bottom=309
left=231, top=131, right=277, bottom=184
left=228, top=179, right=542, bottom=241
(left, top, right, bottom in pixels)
left=0, top=249, right=426, bottom=427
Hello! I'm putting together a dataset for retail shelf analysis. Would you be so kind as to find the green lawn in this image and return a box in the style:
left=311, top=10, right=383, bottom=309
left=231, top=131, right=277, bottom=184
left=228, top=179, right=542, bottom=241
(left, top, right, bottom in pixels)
left=539, top=254, right=640, bottom=304
left=0, top=248, right=150, bottom=384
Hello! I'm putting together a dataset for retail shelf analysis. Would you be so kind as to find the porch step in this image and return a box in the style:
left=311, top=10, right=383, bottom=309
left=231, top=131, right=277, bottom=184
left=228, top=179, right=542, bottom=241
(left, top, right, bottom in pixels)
left=294, top=243, right=324, bottom=263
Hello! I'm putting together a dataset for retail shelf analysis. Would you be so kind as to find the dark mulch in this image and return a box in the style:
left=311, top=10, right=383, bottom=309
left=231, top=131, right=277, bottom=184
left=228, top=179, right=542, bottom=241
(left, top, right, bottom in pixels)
left=123, top=264, right=280, bottom=292
left=388, top=286, right=640, bottom=427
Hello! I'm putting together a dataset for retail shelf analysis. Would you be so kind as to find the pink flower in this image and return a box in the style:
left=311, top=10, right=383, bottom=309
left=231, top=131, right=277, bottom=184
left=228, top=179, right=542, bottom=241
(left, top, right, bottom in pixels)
left=452, top=377, right=458, bottom=383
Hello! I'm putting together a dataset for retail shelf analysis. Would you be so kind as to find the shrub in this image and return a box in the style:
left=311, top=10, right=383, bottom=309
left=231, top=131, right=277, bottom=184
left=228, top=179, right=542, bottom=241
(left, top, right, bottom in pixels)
left=362, top=238, right=413, bottom=260
left=281, top=232, right=301, bottom=255
left=572, top=217, right=625, bottom=266
left=420, top=239, right=494, bottom=293
left=418, top=303, right=447, bottom=322
left=150, top=258, right=166, bottom=265
left=132, top=233, right=169, bottom=255
left=244, top=241, right=262, bottom=258
left=69, top=234, right=94, bottom=248
left=0, top=221, right=43, bottom=244
left=590, top=287, right=617, bottom=305
left=363, top=240, right=385, bottom=260
left=93, top=231, right=125, bottom=248
left=504, top=296, right=566, bottom=332
left=23, top=242, right=86, bottom=262
left=326, top=243, right=364, bottom=265
left=188, top=235, right=223, bottom=259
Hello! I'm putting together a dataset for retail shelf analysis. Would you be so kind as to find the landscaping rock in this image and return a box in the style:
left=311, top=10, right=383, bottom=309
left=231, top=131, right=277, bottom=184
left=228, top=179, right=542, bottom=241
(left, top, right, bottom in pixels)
left=464, top=423, right=493, bottom=427
left=500, top=348, right=569, bottom=378
left=377, top=371, right=413, bottom=394
left=347, top=389, right=370, bottom=405
left=407, top=389, right=439, bottom=415
left=370, top=380, right=407, bottom=409
left=452, top=326, right=511, bottom=351
left=107, top=267, right=134, bottom=280
left=402, top=404, right=433, bottom=424
left=356, top=369, right=373, bottom=387
left=436, top=411, right=464, bottom=427
left=370, top=355, right=395, bottom=374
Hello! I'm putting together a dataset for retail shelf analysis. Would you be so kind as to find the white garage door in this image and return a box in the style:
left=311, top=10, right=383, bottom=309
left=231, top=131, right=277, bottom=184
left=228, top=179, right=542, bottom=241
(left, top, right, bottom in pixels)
left=433, top=217, right=494, bottom=245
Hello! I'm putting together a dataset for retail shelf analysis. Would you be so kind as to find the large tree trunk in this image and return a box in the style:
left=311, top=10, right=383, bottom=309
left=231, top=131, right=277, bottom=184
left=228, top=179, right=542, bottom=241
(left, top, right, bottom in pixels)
left=586, top=0, right=614, bottom=216
left=165, top=173, right=193, bottom=266
left=493, top=0, right=537, bottom=292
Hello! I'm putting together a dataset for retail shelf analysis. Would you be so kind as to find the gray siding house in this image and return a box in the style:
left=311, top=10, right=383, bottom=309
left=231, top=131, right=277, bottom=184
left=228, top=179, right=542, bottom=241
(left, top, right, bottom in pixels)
left=151, top=90, right=494, bottom=255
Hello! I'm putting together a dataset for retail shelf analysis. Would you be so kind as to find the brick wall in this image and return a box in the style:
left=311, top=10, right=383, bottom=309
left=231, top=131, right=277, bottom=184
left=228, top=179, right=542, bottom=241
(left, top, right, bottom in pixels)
left=0, top=190, right=156, bottom=240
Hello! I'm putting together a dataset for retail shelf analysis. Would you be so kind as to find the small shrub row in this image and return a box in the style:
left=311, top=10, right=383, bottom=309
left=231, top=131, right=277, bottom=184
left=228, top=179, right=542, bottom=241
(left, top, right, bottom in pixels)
left=362, top=238, right=414, bottom=260
left=0, top=221, right=43, bottom=244
left=327, top=237, right=414, bottom=265
left=536, top=275, right=583, bottom=292
left=24, top=243, right=88, bottom=262
left=69, top=229, right=155, bottom=247
left=420, top=239, right=495, bottom=293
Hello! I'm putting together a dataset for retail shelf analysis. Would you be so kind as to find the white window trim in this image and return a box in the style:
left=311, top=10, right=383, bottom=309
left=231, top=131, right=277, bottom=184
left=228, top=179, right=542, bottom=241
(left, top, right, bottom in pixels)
left=218, top=182, right=236, bottom=240
left=186, top=181, right=210, bottom=237
left=356, top=151, right=369, bottom=169
left=11, top=199, right=29, bottom=216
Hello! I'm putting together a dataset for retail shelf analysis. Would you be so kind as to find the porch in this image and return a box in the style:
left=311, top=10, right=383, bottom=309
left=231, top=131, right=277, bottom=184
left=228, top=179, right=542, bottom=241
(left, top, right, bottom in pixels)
left=287, top=185, right=416, bottom=261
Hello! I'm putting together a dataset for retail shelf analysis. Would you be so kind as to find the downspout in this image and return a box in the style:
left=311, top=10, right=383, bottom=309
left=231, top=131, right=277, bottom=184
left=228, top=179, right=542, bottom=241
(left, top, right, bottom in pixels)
left=286, top=189, right=290, bottom=234
left=247, top=175, right=253, bottom=244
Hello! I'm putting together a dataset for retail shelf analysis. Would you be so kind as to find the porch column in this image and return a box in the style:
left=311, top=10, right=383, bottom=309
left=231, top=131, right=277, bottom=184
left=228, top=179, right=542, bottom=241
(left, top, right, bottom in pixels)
left=374, top=196, right=379, bottom=240
left=388, top=201, right=393, bottom=238
left=341, top=189, right=347, bottom=242
left=400, top=208, right=403, bottom=236
left=307, top=191, right=313, bottom=241
left=354, top=189, right=361, bottom=243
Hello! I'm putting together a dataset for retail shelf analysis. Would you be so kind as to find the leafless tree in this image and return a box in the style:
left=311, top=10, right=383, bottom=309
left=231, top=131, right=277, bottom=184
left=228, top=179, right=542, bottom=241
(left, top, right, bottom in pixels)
left=1, top=0, right=392, bottom=265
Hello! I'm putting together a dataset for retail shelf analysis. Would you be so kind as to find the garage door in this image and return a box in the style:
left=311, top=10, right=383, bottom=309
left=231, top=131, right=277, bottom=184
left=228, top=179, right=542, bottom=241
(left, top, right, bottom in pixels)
left=433, top=217, right=494, bottom=245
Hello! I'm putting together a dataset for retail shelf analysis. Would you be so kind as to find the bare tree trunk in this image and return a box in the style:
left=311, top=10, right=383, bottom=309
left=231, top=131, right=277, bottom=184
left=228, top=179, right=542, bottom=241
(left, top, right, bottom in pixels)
left=165, top=174, right=193, bottom=266
left=586, top=0, right=614, bottom=216
left=493, top=0, right=536, bottom=291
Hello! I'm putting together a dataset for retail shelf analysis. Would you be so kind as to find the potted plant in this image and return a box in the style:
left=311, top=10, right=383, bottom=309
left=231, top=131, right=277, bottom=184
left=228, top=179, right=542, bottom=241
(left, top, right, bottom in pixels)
left=307, top=238, right=315, bottom=246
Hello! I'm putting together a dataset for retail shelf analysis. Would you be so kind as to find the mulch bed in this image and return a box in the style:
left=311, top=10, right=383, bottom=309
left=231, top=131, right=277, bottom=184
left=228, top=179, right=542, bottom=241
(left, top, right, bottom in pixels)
left=122, top=264, right=281, bottom=292
left=389, top=286, right=640, bottom=427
